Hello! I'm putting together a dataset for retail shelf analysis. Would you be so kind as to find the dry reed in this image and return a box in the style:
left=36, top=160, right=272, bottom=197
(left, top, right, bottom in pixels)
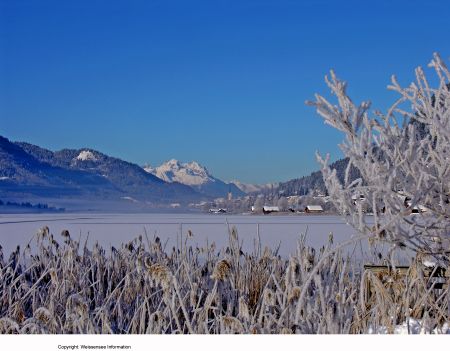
left=0, top=227, right=448, bottom=334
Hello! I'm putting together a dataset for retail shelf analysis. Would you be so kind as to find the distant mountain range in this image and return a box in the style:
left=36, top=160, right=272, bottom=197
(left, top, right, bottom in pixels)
left=144, top=159, right=245, bottom=198
left=0, top=134, right=363, bottom=210
left=0, top=136, right=200, bottom=208
left=0, top=136, right=261, bottom=211
left=145, top=156, right=358, bottom=199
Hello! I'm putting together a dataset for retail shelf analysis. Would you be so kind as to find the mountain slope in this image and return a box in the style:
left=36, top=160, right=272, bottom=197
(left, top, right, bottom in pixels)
left=144, top=159, right=246, bottom=198
left=0, top=136, right=115, bottom=197
left=276, top=158, right=361, bottom=196
left=14, top=142, right=199, bottom=202
left=0, top=136, right=200, bottom=205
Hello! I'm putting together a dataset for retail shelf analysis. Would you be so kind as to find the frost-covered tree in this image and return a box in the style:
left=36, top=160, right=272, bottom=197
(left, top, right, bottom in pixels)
left=253, top=195, right=265, bottom=212
left=277, top=196, right=289, bottom=211
left=308, top=53, right=450, bottom=260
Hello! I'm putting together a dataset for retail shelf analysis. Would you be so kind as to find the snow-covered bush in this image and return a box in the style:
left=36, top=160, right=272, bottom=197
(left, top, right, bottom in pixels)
left=277, top=196, right=289, bottom=211
left=308, top=53, right=450, bottom=260
left=253, top=195, right=265, bottom=213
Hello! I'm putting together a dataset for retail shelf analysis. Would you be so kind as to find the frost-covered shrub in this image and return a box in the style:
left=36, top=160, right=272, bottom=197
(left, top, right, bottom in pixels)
left=308, top=53, right=450, bottom=260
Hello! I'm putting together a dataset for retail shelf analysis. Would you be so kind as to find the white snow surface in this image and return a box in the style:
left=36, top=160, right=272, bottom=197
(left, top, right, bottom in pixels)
left=0, top=214, right=372, bottom=257
left=76, top=150, right=97, bottom=161
left=368, top=319, right=449, bottom=334
left=144, top=159, right=215, bottom=186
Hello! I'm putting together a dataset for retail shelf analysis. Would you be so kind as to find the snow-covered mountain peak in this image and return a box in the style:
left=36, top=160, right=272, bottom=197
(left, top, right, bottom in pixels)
left=143, top=159, right=246, bottom=198
left=76, top=150, right=97, bottom=161
left=144, top=159, right=213, bottom=186
left=166, top=159, right=181, bottom=167
left=184, top=161, right=211, bottom=178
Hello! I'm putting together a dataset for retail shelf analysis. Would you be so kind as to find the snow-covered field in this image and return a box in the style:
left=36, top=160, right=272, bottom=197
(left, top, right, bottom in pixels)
left=0, top=213, right=375, bottom=256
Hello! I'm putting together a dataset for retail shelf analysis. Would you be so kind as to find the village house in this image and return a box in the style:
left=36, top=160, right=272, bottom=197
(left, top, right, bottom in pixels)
left=209, top=208, right=227, bottom=214
left=305, top=205, right=324, bottom=213
left=262, top=206, right=280, bottom=214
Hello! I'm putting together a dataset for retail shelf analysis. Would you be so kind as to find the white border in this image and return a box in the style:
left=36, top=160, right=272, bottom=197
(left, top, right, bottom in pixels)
left=0, top=335, right=446, bottom=351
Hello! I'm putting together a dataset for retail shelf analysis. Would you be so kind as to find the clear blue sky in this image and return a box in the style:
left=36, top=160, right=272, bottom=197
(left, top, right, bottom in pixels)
left=1, top=0, right=449, bottom=183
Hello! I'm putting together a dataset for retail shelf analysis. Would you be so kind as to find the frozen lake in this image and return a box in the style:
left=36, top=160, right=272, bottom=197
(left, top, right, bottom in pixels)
left=0, top=213, right=380, bottom=258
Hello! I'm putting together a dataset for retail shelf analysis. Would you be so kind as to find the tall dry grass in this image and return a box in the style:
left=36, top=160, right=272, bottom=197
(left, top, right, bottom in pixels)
left=0, top=226, right=448, bottom=334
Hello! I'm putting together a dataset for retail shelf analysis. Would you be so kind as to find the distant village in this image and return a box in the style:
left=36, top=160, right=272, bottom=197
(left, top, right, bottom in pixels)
left=186, top=189, right=332, bottom=215
left=181, top=189, right=429, bottom=215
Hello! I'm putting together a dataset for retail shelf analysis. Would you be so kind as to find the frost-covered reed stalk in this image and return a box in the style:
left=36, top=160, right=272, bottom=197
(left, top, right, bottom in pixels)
left=0, top=226, right=447, bottom=334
